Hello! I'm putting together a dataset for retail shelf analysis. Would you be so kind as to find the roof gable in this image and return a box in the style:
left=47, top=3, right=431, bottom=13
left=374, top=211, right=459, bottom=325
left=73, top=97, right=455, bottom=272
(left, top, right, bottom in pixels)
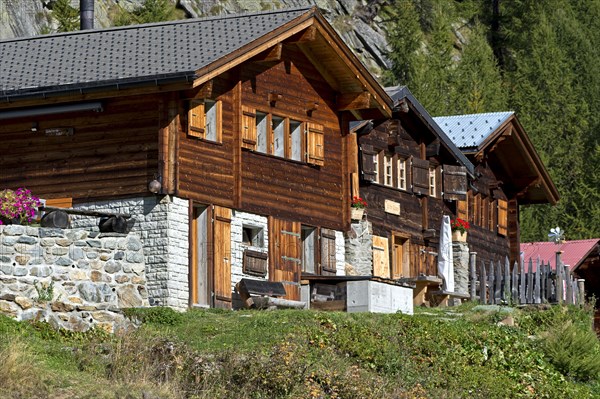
left=1, top=7, right=311, bottom=98
left=433, top=111, right=559, bottom=205
left=384, top=86, right=475, bottom=176
left=433, top=112, right=514, bottom=150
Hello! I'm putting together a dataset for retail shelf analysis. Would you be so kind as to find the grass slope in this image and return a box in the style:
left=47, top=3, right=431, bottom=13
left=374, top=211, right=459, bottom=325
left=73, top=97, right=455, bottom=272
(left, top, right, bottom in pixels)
left=1, top=304, right=599, bottom=398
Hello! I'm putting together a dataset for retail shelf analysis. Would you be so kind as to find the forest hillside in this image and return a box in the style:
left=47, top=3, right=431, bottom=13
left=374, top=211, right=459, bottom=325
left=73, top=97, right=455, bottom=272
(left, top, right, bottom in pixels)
left=1, top=0, right=598, bottom=241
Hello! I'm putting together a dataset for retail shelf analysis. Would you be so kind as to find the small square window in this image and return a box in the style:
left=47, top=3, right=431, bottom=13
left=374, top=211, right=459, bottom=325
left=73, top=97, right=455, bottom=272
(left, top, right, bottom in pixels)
left=242, top=225, right=264, bottom=247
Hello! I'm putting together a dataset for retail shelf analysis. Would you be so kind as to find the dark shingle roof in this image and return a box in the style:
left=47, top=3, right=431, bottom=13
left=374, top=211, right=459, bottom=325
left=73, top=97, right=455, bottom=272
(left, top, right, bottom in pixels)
left=0, top=7, right=312, bottom=100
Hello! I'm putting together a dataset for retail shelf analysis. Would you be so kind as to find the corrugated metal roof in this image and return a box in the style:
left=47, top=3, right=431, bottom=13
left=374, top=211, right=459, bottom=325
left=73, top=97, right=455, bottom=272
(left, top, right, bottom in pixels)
left=520, top=239, right=600, bottom=271
left=0, top=7, right=311, bottom=98
left=433, top=112, right=514, bottom=149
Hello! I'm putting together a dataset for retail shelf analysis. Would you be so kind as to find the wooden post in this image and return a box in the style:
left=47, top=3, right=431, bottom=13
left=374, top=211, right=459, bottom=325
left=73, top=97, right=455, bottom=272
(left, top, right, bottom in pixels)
left=494, top=260, right=502, bottom=304
left=556, top=251, right=563, bottom=304
left=503, top=257, right=510, bottom=304
left=488, top=261, right=495, bottom=304
left=480, top=260, right=487, bottom=304
left=540, top=261, right=546, bottom=303
left=577, top=279, right=586, bottom=305
left=519, top=257, right=526, bottom=305
left=526, top=258, right=533, bottom=304
left=469, top=252, right=477, bottom=301
left=534, top=257, right=541, bottom=304
left=565, top=265, right=573, bottom=305
left=511, top=261, right=518, bottom=304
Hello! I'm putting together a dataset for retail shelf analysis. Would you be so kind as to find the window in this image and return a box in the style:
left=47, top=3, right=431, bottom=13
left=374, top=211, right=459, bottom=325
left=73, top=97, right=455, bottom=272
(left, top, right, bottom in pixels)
left=384, top=155, right=393, bottom=187
left=302, top=226, right=317, bottom=274
left=373, top=153, right=379, bottom=183
left=397, top=157, right=407, bottom=190
left=256, top=112, right=268, bottom=153
left=429, top=167, right=436, bottom=197
left=241, top=107, right=323, bottom=165
left=272, top=115, right=286, bottom=157
left=242, top=225, right=264, bottom=247
left=290, top=120, right=303, bottom=161
left=188, top=99, right=222, bottom=142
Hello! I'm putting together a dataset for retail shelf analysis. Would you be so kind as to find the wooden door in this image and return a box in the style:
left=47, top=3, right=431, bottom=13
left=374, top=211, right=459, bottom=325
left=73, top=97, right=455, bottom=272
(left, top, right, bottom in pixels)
left=392, top=235, right=409, bottom=279
left=372, top=235, right=390, bottom=278
left=269, top=217, right=301, bottom=300
left=191, top=205, right=211, bottom=307
left=213, top=206, right=232, bottom=308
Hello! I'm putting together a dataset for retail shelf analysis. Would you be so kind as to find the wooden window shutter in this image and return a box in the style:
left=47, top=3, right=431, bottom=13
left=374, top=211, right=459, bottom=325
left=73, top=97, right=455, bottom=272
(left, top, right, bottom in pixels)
left=320, top=228, right=337, bottom=275
left=442, top=165, right=467, bottom=201
left=188, top=100, right=205, bottom=138
left=372, top=235, right=390, bottom=278
left=360, top=144, right=377, bottom=182
left=411, top=157, right=430, bottom=196
left=457, top=195, right=468, bottom=221
left=306, top=123, right=325, bottom=166
left=497, top=199, right=508, bottom=236
left=213, top=206, right=232, bottom=308
left=489, top=199, right=497, bottom=232
left=467, top=190, right=474, bottom=225
left=482, top=197, right=489, bottom=229
left=241, top=105, right=257, bottom=150
left=474, top=194, right=482, bottom=226
left=243, top=249, right=268, bottom=277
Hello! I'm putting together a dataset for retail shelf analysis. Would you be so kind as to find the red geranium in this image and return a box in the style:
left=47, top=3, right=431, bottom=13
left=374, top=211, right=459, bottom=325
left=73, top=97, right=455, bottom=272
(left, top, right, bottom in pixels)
left=451, top=218, right=470, bottom=234
left=351, top=196, right=368, bottom=209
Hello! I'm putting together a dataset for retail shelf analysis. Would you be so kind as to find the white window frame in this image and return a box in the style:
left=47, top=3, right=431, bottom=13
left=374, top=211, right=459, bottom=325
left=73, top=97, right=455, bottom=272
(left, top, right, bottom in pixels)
left=429, top=167, right=436, bottom=197
left=373, top=153, right=379, bottom=184
left=383, top=154, right=393, bottom=187
left=397, top=157, right=407, bottom=190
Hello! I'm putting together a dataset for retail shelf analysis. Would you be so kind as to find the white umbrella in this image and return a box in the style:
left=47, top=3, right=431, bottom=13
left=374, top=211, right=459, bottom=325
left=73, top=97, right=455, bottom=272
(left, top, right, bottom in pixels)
left=438, top=215, right=454, bottom=291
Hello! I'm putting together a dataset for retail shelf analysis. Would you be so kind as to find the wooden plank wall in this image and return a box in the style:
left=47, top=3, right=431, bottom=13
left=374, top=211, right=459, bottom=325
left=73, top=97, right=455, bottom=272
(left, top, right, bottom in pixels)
left=176, top=47, right=346, bottom=231
left=0, top=95, right=160, bottom=201
left=239, top=47, right=344, bottom=231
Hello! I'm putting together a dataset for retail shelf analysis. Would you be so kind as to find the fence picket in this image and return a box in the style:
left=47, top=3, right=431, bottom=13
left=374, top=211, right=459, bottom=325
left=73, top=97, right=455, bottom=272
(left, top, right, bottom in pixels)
left=519, top=257, right=526, bottom=304
left=511, top=261, right=518, bottom=304
left=534, top=257, right=541, bottom=304
left=556, top=252, right=563, bottom=304
left=480, top=260, right=487, bottom=304
left=469, top=252, right=477, bottom=301
left=565, top=265, right=573, bottom=305
left=488, top=261, right=495, bottom=305
left=526, top=258, right=533, bottom=304
left=503, top=257, right=510, bottom=304
left=495, top=261, right=502, bottom=303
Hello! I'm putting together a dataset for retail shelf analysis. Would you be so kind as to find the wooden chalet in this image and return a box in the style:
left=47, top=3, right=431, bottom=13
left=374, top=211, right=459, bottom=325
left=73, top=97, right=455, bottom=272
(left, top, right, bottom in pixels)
left=350, top=86, right=475, bottom=279
left=434, top=112, right=560, bottom=265
left=0, top=7, right=392, bottom=309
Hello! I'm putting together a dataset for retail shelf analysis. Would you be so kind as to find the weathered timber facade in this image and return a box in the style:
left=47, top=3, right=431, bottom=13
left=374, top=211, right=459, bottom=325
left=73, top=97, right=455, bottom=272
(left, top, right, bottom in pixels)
left=434, top=112, right=559, bottom=266
left=0, top=7, right=391, bottom=310
left=352, top=87, right=474, bottom=279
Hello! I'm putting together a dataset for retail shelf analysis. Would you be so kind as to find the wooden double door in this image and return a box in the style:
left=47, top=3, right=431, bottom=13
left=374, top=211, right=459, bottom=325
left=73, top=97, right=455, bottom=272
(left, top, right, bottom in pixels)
left=191, top=204, right=232, bottom=309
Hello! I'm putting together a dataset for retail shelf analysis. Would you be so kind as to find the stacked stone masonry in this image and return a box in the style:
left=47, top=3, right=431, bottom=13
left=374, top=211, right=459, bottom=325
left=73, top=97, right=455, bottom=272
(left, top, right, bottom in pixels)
left=71, top=195, right=190, bottom=310
left=0, top=225, right=148, bottom=333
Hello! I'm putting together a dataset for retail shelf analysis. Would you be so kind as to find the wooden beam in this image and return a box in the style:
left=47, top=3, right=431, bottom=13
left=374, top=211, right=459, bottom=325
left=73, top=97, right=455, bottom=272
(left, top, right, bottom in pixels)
left=297, top=42, right=341, bottom=91
left=286, top=26, right=317, bottom=44
left=336, top=91, right=371, bottom=111
left=251, top=43, right=282, bottom=63
left=233, top=78, right=242, bottom=208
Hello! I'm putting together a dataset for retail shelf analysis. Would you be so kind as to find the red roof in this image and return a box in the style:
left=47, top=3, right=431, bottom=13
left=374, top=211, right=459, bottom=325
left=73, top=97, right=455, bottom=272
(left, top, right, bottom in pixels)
left=520, top=239, right=600, bottom=271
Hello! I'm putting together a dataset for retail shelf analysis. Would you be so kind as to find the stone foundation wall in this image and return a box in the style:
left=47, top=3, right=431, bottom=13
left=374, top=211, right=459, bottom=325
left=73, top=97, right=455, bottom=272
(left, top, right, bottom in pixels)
left=345, top=220, right=373, bottom=275
left=0, top=225, right=147, bottom=333
left=71, top=195, right=190, bottom=310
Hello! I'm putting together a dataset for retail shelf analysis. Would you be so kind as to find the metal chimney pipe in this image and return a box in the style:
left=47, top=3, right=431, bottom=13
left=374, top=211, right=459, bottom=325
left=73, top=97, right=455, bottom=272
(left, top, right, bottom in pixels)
left=80, top=0, right=94, bottom=30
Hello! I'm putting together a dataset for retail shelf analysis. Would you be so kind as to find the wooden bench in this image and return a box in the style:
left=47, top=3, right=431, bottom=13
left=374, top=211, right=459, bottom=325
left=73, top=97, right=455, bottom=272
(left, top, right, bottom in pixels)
left=428, top=290, right=470, bottom=307
left=402, top=276, right=443, bottom=307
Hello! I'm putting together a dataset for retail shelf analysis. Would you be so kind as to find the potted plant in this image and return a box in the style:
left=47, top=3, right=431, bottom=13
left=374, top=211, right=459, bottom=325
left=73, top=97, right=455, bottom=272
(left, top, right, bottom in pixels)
left=0, top=188, right=42, bottom=226
left=451, top=217, right=470, bottom=242
left=351, top=196, right=368, bottom=221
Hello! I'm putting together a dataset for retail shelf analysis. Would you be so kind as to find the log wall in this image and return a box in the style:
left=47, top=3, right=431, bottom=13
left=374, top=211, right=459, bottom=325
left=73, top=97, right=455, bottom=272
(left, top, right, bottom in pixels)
left=0, top=95, right=160, bottom=201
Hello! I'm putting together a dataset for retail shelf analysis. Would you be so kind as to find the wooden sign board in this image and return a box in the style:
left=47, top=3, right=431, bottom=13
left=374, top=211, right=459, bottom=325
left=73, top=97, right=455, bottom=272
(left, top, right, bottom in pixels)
left=384, top=200, right=400, bottom=215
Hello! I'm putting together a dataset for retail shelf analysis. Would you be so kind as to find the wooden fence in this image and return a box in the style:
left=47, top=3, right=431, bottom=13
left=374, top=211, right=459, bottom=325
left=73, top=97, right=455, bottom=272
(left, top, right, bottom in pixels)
left=467, top=252, right=586, bottom=306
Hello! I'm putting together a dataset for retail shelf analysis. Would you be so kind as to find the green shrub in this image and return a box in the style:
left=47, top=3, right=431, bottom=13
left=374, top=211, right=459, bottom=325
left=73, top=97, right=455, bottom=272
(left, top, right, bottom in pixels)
left=542, top=321, right=600, bottom=381
left=123, top=307, right=183, bottom=326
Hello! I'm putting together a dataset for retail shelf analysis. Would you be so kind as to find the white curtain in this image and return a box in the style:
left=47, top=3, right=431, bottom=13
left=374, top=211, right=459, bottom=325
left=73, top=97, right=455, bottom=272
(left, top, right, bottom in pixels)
left=438, top=215, right=454, bottom=291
